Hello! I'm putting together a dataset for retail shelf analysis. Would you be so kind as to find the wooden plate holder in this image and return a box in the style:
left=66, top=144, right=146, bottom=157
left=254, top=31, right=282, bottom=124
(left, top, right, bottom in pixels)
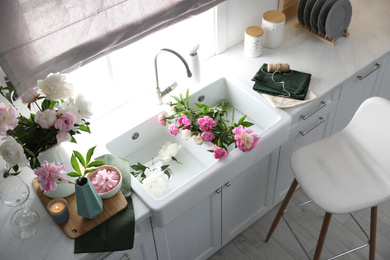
left=32, top=178, right=128, bottom=239
left=295, top=22, right=350, bottom=46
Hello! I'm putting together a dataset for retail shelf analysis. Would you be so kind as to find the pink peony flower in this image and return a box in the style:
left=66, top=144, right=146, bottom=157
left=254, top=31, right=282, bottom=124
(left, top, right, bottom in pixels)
left=201, top=131, right=215, bottom=142
left=55, top=111, right=76, bottom=131
left=168, top=124, right=179, bottom=137
left=92, top=169, right=119, bottom=193
left=0, top=103, right=18, bottom=135
left=211, top=145, right=228, bottom=159
left=197, top=116, right=216, bottom=132
left=56, top=130, right=72, bottom=143
left=232, top=125, right=261, bottom=152
left=158, top=112, right=167, bottom=126
left=21, top=88, right=39, bottom=104
left=178, top=113, right=191, bottom=129
left=34, top=109, right=57, bottom=129
left=34, top=161, right=67, bottom=192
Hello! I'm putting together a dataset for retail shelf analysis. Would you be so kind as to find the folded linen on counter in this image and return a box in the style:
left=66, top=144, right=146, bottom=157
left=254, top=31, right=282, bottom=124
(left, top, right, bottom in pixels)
left=74, top=154, right=135, bottom=253
left=252, top=63, right=311, bottom=100
left=262, top=89, right=317, bottom=109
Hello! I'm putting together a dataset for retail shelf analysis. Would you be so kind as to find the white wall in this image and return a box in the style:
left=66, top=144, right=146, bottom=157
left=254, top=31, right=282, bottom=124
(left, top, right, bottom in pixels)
left=226, top=0, right=278, bottom=48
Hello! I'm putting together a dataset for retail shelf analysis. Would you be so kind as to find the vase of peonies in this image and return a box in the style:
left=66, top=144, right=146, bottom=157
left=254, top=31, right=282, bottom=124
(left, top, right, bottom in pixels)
left=0, top=73, right=92, bottom=189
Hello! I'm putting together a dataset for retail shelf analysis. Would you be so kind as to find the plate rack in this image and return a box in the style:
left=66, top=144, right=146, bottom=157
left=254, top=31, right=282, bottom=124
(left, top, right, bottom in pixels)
left=295, top=22, right=350, bottom=46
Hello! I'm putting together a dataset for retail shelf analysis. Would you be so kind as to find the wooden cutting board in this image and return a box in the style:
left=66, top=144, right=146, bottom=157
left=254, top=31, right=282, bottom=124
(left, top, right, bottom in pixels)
left=33, top=178, right=127, bottom=239
left=278, top=0, right=299, bottom=20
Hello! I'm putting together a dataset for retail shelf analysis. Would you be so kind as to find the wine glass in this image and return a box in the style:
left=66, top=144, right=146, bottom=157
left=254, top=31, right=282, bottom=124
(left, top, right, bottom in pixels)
left=0, top=175, right=40, bottom=239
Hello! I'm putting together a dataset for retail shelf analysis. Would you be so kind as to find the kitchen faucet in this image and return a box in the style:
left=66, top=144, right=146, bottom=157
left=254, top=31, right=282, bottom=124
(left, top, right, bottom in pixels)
left=155, top=48, right=192, bottom=105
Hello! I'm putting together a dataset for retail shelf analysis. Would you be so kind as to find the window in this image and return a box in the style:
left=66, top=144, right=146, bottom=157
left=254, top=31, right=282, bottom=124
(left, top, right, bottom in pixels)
left=68, top=8, right=216, bottom=120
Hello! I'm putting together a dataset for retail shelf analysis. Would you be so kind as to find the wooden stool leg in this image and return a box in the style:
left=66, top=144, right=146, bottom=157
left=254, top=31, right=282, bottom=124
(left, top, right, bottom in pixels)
left=265, top=178, right=298, bottom=242
left=370, top=206, right=378, bottom=260
left=313, top=212, right=332, bottom=260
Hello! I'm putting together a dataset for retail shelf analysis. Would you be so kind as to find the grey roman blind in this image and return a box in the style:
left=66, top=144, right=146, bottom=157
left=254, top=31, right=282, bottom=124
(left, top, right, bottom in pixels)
left=0, top=0, right=224, bottom=95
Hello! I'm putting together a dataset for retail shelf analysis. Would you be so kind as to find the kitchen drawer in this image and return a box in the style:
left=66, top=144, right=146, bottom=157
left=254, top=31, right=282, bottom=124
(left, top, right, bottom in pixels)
left=289, top=87, right=341, bottom=131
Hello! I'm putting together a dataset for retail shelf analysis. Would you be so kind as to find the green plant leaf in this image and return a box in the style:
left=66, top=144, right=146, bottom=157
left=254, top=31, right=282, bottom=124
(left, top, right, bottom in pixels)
left=73, top=150, right=86, bottom=167
left=71, top=154, right=82, bottom=175
left=78, top=124, right=91, bottom=133
left=86, top=160, right=105, bottom=168
left=241, top=121, right=254, bottom=127
left=86, top=146, right=96, bottom=165
left=238, top=115, right=247, bottom=124
left=68, top=171, right=82, bottom=177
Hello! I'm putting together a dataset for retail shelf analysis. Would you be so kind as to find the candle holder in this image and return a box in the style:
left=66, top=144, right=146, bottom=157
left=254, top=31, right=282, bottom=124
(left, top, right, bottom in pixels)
left=47, top=198, right=69, bottom=224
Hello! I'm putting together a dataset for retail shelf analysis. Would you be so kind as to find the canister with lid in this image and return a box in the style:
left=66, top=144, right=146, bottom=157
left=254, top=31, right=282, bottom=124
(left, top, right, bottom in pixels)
left=244, top=26, right=264, bottom=58
left=262, top=10, right=286, bottom=48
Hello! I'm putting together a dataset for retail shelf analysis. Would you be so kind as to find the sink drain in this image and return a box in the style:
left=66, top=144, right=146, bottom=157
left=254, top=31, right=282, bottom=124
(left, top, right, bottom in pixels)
left=198, top=95, right=205, bottom=102
left=164, top=168, right=173, bottom=181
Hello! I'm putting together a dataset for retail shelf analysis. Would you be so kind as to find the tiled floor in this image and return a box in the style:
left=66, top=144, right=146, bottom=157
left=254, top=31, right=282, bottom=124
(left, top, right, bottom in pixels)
left=209, top=189, right=390, bottom=260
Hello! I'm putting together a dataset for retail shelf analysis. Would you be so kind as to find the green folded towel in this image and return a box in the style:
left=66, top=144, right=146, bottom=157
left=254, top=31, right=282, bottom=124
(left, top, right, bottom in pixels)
left=74, top=154, right=135, bottom=253
left=252, top=63, right=311, bottom=100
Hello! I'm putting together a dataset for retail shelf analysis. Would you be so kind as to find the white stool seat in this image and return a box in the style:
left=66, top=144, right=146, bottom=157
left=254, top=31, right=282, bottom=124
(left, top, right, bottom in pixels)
left=291, top=97, right=390, bottom=214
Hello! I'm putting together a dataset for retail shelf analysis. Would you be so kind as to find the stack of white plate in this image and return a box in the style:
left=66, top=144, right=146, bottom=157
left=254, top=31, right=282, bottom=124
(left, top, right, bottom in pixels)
left=297, top=0, right=352, bottom=40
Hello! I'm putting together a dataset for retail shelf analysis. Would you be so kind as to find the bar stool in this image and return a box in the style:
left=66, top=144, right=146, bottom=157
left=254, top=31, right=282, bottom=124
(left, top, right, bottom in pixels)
left=266, top=97, right=390, bottom=260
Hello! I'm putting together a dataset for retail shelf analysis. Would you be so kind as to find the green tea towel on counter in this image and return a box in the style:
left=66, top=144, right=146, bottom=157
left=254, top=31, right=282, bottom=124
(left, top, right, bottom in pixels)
left=252, top=63, right=311, bottom=100
left=74, top=154, right=135, bottom=253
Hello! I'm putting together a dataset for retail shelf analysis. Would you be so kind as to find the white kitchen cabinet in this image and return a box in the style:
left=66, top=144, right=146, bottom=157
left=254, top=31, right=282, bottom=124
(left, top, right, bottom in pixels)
left=273, top=93, right=339, bottom=206
left=377, top=54, right=390, bottom=100
left=152, top=149, right=279, bottom=260
left=332, top=56, right=388, bottom=134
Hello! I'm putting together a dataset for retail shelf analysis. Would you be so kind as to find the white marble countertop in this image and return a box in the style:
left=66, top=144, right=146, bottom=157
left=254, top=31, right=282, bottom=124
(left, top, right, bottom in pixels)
left=1, top=0, right=389, bottom=259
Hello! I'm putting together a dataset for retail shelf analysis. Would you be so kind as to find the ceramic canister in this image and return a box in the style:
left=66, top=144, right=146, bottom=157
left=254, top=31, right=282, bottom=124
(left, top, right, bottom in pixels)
left=262, top=10, right=286, bottom=48
left=244, top=26, right=264, bottom=58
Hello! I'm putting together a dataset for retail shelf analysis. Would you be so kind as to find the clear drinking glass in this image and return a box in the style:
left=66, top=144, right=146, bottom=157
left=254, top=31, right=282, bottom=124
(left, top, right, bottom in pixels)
left=0, top=175, right=40, bottom=239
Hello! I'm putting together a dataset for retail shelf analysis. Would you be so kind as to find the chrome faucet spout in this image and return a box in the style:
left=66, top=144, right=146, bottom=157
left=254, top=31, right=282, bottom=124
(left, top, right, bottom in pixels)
left=155, top=48, right=192, bottom=105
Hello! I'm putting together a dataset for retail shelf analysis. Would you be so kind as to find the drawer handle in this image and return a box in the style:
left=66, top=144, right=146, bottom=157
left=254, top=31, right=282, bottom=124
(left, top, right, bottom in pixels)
left=299, top=117, right=326, bottom=136
left=225, top=182, right=232, bottom=187
left=357, top=63, right=381, bottom=80
left=215, top=188, right=222, bottom=194
left=300, top=101, right=327, bottom=120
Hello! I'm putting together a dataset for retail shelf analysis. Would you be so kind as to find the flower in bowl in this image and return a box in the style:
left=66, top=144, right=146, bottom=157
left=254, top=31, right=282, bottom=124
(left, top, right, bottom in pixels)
left=88, top=165, right=122, bottom=199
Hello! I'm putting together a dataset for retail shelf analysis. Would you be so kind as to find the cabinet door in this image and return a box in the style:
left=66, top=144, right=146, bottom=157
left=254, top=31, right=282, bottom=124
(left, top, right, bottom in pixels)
left=273, top=102, right=338, bottom=206
left=153, top=192, right=221, bottom=260
left=221, top=148, right=279, bottom=245
left=377, top=54, right=390, bottom=99
left=332, top=58, right=387, bottom=134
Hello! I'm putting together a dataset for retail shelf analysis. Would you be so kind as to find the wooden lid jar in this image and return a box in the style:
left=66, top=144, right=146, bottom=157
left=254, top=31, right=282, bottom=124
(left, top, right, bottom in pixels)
left=244, top=26, right=264, bottom=58
left=262, top=10, right=286, bottom=48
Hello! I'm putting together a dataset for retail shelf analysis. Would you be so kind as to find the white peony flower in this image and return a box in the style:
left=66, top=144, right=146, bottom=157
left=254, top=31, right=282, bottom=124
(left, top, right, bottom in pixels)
left=181, top=129, right=193, bottom=140
left=158, top=142, right=182, bottom=162
left=37, top=72, right=73, bottom=101
left=0, top=137, right=29, bottom=167
left=34, top=109, right=57, bottom=129
left=75, top=95, right=93, bottom=119
left=142, top=169, right=169, bottom=198
left=56, top=99, right=82, bottom=125
left=194, top=135, right=204, bottom=145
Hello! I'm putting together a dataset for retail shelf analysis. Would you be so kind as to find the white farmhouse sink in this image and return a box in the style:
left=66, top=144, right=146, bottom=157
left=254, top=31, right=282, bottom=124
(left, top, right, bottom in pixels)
left=106, top=77, right=291, bottom=226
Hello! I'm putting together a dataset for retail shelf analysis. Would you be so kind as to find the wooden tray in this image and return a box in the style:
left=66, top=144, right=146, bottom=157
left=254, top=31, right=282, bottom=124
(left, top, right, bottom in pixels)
left=32, top=178, right=128, bottom=239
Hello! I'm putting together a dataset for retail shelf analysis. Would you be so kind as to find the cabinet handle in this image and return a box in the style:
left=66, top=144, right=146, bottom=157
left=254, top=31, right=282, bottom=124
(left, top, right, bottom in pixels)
left=300, top=101, right=327, bottom=120
left=122, top=253, right=131, bottom=260
left=225, top=182, right=232, bottom=187
left=299, top=117, right=326, bottom=136
left=215, top=188, right=222, bottom=194
left=357, top=63, right=381, bottom=80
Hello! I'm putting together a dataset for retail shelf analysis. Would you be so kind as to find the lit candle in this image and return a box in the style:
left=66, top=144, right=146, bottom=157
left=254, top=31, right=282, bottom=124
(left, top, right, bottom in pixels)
left=47, top=198, right=69, bottom=224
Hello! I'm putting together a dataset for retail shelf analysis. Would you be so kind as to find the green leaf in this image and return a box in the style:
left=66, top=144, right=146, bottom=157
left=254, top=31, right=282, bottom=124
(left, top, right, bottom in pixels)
left=86, top=146, right=96, bottom=165
left=238, top=115, right=247, bottom=124
left=78, top=124, right=91, bottom=133
left=68, top=171, right=82, bottom=177
left=131, top=162, right=148, bottom=172
left=41, top=99, right=51, bottom=110
left=86, top=160, right=105, bottom=168
left=161, top=165, right=170, bottom=171
left=241, top=121, right=254, bottom=127
left=73, top=150, right=86, bottom=168
left=71, top=154, right=82, bottom=174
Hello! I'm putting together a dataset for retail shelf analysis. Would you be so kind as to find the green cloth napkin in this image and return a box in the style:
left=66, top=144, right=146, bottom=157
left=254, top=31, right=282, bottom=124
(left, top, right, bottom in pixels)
left=252, top=63, right=311, bottom=100
left=74, top=154, right=135, bottom=253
